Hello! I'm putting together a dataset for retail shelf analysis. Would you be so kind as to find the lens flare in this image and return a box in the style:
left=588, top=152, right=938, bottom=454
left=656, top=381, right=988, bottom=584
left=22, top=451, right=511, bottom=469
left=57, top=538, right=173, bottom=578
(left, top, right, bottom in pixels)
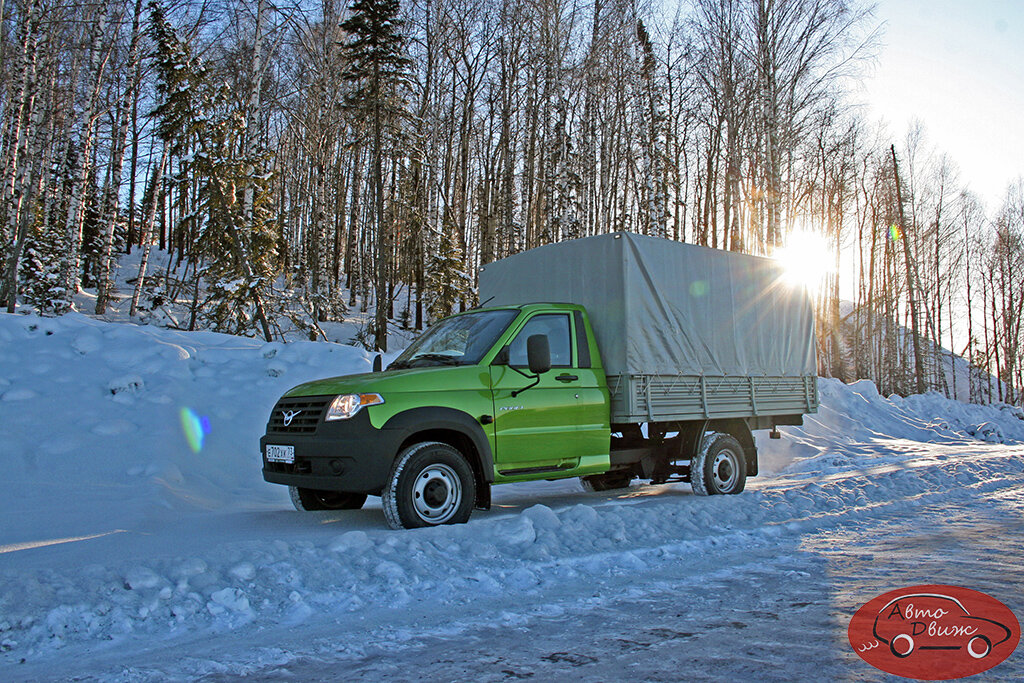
left=179, top=407, right=211, bottom=453
left=773, top=229, right=834, bottom=294
left=889, top=223, right=903, bottom=241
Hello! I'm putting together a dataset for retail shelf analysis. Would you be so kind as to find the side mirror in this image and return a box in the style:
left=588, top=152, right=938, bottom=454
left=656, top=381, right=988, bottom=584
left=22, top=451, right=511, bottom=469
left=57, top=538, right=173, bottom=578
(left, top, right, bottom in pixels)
left=372, top=354, right=383, bottom=372
left=526, top=335, right=551, bottom=375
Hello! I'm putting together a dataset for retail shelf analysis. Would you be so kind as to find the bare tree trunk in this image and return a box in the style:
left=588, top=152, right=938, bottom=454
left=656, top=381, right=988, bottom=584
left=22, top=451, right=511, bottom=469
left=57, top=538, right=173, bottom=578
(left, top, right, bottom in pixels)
left=989, top=268, right=1002, bottom=403
left=130, top=142, right=169, bottom=318
left=372, top=67, right=389, bottom=351
left=62, top=4, right=111, bottom=303
left=1, top=0, right=42, bottom=312
left=240, top=0, right=273, bottom=342
left=345, top=146, right=362, bottom=308
left=96, top=0, right=145, bottom=314
left=891, top=145, right=925, bottom=394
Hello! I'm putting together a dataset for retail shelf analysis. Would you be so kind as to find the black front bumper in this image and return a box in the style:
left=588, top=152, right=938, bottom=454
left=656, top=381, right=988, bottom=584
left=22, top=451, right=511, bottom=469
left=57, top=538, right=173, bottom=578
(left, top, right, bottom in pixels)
left=260, top=409, right=401, bottom=495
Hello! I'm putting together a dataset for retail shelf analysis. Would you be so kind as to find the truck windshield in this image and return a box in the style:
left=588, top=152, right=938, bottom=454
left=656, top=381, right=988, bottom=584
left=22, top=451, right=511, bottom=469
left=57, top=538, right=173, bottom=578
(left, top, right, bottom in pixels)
left=390, top=309, right=519, bottom=368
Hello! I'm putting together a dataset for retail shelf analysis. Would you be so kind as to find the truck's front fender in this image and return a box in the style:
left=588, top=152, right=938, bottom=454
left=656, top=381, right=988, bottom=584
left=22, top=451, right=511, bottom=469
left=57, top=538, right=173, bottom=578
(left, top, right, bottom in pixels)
left=382, top=407, right=496, bottom=483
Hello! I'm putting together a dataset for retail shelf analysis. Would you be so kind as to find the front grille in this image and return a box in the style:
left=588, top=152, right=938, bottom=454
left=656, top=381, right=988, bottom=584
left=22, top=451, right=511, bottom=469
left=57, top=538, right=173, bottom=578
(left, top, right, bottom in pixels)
left=267, top=396, right=329, bottom=434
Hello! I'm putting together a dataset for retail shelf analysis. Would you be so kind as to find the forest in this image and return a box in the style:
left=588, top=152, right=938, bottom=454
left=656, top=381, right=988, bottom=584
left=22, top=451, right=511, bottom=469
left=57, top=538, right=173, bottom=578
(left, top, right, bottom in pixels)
left=0, top=0, right=1021, bottom=406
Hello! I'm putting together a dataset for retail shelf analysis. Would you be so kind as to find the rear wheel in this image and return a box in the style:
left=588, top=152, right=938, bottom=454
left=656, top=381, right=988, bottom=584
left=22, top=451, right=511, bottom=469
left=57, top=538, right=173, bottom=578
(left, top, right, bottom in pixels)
left=289, top=486, right=367, bottom=511
left=690, top=432, right=746, bottom=496
left=382, top=442, right=476, bottom=529
left=580, top=472, right=634, bottom=492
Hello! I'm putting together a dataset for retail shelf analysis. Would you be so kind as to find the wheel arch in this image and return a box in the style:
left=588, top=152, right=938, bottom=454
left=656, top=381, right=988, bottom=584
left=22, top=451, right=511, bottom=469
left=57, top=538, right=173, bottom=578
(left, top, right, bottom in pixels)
left=382, top=407, right=494, bottom=509
left=707, top=418, right=758, bottom=477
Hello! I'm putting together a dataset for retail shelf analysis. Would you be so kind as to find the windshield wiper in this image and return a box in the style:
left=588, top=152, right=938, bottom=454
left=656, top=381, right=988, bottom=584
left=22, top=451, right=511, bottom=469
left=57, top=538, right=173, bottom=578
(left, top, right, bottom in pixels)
left=408, top=353, right=463, bottom=366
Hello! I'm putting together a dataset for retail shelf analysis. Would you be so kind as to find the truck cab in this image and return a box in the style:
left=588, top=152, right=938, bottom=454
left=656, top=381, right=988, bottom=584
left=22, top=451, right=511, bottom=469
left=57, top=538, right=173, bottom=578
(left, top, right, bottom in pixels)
left=262, top=304, right=613, bottom=529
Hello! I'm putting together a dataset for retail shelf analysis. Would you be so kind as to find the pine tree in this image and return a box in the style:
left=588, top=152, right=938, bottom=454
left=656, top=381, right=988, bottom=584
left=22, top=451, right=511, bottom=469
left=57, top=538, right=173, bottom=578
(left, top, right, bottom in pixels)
left=20, top=217, right=69, bottom=316
left=145, top=0, right=277, bottom=339
left=190, top=122, right=278, bottom=337
left=425, top=224, right=468, bottom=322
left=341, top=0, right=412, bottom=351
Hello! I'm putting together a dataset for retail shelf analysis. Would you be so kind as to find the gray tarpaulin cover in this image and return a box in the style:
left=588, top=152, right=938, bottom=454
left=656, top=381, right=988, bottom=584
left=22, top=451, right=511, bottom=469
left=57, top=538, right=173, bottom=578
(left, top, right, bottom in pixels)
left=478, top=232, right=817, bottom=378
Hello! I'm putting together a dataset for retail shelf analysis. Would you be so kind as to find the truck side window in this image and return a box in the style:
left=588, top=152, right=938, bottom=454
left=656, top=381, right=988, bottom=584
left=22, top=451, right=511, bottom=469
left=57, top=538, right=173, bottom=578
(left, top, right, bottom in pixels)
left=508, top=314, right=572, bottom=368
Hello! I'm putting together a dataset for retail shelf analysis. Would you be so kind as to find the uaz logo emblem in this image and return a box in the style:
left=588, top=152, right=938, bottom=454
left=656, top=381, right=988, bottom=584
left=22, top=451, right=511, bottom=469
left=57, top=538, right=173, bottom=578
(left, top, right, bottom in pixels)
left=281, top=409, right=302, bottom=427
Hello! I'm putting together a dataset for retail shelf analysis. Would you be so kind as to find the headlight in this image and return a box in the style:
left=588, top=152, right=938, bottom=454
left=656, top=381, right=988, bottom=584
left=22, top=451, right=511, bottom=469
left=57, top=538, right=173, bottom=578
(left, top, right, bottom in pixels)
left=325, top=393, right=384, bottom=421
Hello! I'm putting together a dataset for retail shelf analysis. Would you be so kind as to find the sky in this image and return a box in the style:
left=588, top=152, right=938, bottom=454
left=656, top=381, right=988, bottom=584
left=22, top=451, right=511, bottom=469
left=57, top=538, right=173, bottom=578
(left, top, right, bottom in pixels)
left=861, top=0, right=1024, bottom=210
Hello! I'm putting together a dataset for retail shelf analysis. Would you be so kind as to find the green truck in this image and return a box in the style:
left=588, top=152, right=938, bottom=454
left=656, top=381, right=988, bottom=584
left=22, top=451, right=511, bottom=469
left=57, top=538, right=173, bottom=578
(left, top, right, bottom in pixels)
left=261, top=232, right=818, bottom=529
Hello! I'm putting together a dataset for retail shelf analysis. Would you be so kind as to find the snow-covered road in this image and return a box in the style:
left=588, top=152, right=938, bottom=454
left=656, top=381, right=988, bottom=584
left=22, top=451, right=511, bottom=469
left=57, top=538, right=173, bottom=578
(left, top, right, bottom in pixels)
left=2, top=313, right=1023, bottom=680
left=6, top=441, right=1024, bottom=681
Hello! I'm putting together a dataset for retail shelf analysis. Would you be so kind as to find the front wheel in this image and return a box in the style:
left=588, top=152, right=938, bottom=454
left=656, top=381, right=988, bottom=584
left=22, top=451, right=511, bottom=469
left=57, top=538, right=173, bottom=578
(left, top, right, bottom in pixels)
left=690, top=432, right=746, bottom=496
left=289, top=486, right=367, bottom=511
left=382, top=442, right=476, bottom=529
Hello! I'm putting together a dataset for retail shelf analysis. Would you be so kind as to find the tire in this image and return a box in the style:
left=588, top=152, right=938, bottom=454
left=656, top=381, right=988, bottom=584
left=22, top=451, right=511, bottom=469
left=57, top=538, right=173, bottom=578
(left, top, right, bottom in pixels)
left=690, top=432, right=746, bottom=496
left=382, top=442, right=476, bottom=530
left=289, top=486, right=367, bottom=511
left=580, top=472, right=634, bottom=492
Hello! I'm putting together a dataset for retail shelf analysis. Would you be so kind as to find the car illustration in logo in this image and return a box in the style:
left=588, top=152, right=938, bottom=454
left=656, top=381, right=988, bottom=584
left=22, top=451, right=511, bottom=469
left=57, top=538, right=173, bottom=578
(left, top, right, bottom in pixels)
left=873, top=593, right=1013, bottom=660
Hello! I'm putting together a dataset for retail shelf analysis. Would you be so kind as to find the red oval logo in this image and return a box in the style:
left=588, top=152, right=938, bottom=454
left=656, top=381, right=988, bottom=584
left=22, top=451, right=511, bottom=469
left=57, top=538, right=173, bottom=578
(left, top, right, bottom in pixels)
left=849, top=585, right=1020, bottom=679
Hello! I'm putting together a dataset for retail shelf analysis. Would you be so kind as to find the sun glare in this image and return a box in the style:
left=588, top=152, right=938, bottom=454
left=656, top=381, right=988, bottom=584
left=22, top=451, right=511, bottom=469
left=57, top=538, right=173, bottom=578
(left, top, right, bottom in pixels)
left=773, top=229, right=834, bottom=294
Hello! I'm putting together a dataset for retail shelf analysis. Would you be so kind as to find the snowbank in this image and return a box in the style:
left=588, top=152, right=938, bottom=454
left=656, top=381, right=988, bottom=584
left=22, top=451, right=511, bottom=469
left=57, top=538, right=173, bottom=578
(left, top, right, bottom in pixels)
left=758, top=377, right=1024, bottom=474
left=0, top=312, right=376, bottom=520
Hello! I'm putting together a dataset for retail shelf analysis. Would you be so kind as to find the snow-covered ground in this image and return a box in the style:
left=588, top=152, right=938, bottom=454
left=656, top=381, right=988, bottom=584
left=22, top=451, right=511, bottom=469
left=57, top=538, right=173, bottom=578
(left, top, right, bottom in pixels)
left=1, top=312, right=1023, bottom=681
left=67, top=247, right=420, bottom=350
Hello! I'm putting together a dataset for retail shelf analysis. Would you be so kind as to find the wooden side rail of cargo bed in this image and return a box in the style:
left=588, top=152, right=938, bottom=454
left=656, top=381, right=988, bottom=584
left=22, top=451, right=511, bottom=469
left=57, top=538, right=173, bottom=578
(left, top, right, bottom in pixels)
left=608, top=373, right=819, bottom=424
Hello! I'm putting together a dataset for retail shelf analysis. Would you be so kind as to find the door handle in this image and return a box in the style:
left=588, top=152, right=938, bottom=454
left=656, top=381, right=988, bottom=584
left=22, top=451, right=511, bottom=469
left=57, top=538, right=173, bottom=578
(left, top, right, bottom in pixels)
left=556, top=374, right=578, bottom=382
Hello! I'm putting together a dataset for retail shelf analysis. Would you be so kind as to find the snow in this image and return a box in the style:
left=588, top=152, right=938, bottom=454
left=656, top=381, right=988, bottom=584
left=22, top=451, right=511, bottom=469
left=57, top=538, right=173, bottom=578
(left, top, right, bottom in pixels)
left=1, top=311, right=1023, bottom=680
left=69, top=246, right=420, bottom=350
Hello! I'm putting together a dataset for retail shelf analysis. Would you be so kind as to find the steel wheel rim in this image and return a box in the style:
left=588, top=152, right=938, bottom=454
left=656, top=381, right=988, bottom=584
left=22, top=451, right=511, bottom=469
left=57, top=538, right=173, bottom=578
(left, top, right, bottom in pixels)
left=712, top=449, right=739, bottom=491
left=412, top=463, right=461, bottom=523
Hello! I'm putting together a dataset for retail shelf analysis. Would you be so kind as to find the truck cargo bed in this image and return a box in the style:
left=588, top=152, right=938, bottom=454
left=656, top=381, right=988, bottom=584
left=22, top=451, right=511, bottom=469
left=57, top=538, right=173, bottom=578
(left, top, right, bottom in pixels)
left=608, top=373, right=818, bottom=423
left=480, top=232, right=819, bottom=426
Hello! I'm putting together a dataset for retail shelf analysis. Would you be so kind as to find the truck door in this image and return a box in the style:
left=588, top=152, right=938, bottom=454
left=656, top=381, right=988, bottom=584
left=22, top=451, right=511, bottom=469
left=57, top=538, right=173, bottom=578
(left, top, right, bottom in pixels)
left=489, top=312, right=592, bottom=473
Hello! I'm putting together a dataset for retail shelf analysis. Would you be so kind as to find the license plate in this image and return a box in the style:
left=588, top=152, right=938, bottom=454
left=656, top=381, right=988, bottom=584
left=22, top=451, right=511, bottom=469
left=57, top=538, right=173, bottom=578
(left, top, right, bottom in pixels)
left=266, top=444, right=295, bottom=464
